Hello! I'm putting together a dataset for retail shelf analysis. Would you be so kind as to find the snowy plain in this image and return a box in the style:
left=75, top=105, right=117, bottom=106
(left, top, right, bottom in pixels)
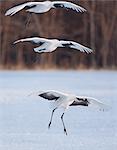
left=0, top=70, right=117, bottom=150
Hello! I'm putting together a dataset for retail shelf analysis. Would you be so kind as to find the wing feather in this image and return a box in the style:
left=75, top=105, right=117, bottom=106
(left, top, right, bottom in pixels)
left=60, top=40, right=93, bottom=53
left=5, top=2, right=40, bottom=16
left=5, top=2, right=28, bottom=16
left=70, top=97, right=89, bottom=106
left=39, top=92, right=60, bottom=101
left=70, top=96, right=110, bottom=111
left=13, top=37, right=48, bottom=44
left=13, top=37, right=52, bottom=53
left=52, top=1, right=86, bottom=12
left=38, top=90, right=68, bottom=101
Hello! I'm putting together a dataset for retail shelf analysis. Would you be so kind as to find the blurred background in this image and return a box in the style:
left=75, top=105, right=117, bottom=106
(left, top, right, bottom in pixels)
left=0, top=0, right=117, bottom=70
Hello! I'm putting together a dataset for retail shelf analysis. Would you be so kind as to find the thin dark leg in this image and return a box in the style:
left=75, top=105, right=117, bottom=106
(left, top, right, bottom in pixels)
left=25, top=13, right=32, bottom=28
left=61, top=113, right=67, bottom=135
left=48, top=108, right=57, bottom=129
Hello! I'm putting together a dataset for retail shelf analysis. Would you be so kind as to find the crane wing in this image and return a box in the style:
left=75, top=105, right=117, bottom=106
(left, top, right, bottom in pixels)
left=52, top=1, right=86, bottom=12
left=5, top=2, right=35, bottom=16
left=70, top=97, right=89, bottom=106
left=39, top=92, right=60, bottom=101
left=38, top=90, right=68, bottom=101
left=13, top=37, right=49, bottom=45
left=70, top=96, right=109, bottom=111
left=60, top=40, right=93, bottom=53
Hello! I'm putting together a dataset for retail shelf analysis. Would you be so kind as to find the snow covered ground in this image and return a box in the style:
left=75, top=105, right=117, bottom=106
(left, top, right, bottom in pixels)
left=0, top=70, right=117, bottom=150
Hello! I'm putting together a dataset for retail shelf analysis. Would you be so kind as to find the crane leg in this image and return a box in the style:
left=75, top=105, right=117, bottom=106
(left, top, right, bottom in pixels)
left=61, top=113, right=67, bottom=135
left=25, top=13, right=32, bottom=28
left=48, top=108, right=57, bottom=129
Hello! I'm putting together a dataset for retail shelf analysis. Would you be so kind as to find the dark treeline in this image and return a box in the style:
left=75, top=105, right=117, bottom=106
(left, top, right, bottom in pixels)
left=0, top=0, right=117, bottom=69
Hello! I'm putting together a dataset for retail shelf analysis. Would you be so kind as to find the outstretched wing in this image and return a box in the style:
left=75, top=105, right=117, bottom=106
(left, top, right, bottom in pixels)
left=52, top=1, right=86, bottom=12
left=13, top=37, right=48, bottom=45
left=14, top=37, right=52, bottom=53
left=5, top=2, right=37, bottom=16
left=60, top=40, right=93, bottom=53
left=70, top=96, right=109, bottom=111
left=38, top=90, right=67, bottom=101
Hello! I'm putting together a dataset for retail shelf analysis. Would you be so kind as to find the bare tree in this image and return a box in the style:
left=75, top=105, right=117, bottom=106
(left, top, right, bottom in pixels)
left=0, top=0, right=117, bottom=69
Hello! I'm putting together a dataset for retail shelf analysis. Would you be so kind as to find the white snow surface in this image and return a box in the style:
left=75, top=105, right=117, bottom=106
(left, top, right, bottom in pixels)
left=0, top=70, right=117, bottom=150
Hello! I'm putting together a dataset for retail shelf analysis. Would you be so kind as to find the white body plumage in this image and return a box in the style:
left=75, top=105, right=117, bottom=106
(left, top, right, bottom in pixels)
left=14, top=37, right=93, bottom=54
left=5, top=1, right=86, bottom=16
left=29, top=90, right=108, bottom=135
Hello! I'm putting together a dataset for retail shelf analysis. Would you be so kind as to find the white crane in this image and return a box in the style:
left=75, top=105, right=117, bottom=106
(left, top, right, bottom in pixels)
left=5, top=1, right=86, bottom=16
left=31, top=90, right=108, bottom=135
left=14, top=37, right=93, bottom=54
left=5, top=1, right=87, bottom=27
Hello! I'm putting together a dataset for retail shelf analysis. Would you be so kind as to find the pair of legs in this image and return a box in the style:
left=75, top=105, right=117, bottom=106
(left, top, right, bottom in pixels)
left=48, top=108, right=67, bottom=135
